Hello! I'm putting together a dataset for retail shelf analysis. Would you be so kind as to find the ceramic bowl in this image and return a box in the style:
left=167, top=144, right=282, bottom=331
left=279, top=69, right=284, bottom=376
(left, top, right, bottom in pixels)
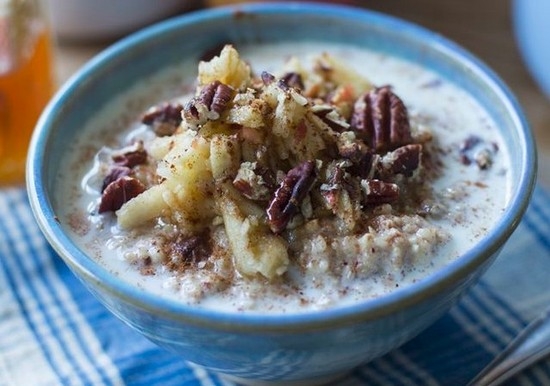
left=27, top=3, right=536, bottom=385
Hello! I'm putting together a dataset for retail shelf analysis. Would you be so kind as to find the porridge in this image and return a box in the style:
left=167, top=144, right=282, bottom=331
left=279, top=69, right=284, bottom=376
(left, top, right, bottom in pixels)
left=58, top=42, right=511, bottom=313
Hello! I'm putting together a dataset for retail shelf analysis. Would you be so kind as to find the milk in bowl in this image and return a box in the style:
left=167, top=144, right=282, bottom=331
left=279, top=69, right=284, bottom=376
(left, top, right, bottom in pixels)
left=55, top=41, right=511, bottom=314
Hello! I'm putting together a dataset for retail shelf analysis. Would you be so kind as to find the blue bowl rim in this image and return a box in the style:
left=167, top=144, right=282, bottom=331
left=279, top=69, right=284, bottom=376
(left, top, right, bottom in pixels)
left=27, top=2, right=537, bottom=332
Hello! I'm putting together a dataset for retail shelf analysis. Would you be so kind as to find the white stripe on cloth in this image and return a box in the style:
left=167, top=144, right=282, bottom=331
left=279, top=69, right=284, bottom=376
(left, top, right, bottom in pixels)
left=187, top=362, right=217, bottom=385
left=355, top=362, right=393, bottom=385
left=0, top=189, right=123, bottom=386
left=387, top=350, right=439, bottom=386
left=528, top=366, right=550, bottom=386
left=362, top=351, right=439, bottom=386
left=0, top=259, right=60, bottom=386
left=449, top=288, right=513, bottom=355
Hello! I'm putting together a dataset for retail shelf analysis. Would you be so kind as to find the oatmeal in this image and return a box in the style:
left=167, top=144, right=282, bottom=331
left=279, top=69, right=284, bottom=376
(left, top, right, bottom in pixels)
left=57, top=42, right=510, bottom=313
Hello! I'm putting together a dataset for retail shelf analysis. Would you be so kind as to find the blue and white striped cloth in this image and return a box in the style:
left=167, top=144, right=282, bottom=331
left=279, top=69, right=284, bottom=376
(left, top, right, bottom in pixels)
left=1, top=185, right=550, bottom=386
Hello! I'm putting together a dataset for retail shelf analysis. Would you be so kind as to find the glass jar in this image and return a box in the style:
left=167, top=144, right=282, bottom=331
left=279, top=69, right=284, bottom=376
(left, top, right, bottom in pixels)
left=0, top=0, right=55, bottom=185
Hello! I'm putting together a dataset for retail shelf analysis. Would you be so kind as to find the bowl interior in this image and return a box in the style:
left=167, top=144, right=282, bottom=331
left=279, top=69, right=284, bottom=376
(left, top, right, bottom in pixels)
left=28, top=3, right=536, bottom=326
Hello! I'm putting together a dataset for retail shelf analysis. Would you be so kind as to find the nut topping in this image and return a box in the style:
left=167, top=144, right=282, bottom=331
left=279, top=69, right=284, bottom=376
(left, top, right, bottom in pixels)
left=280, top=72, right=304, bottom=91
left=202, top=80, right=233, bottom=116
left=320, top=161, right=359, bottom=208
left=101, top=47, right=443, bottom=282
left=337, top=133, right=379, bottom=179
left=261, top=71, right=276, bottom=86
left=233, top=161, right=275, bottom=201
left=112, top=142, right=148, bottom=168
left=380, top=144, right=422, bottom=177
left=350, top=86, right=412, bottom=153
left=165, top=231, right=212, bottom=270
left=99, top=177, right=146, bottom=213
left=458, top=135, right=497, bottom=170
left=101, top=165, right=131, bottom=192
left=361, top=179, right=400, bottom=205
left=183, top=80, right=234, bottom=126
left=312, top=105, right=350, bottom=133
left=267, top=160, right=317, bottom=233
left=141, top=102, right=183, bottom=136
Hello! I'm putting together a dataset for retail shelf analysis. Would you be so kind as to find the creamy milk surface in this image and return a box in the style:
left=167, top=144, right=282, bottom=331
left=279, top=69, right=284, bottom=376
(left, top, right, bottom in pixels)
left=57, top=42, right=511, bottom=313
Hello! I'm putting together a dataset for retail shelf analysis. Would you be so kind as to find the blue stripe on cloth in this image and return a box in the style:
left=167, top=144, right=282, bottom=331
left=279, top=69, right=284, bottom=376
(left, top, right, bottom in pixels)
left=2, top=183, right=550, bottom=386
left=45, top=236, right=207, bottom=386
left=522, top=188, right=550, bottom=251
left=0, top=212, right=62, bottom=386
left=7, top=191, right=116, bottom=386
left=0, top=194, right=84, bottom=385
left=351, top=352, right=437, bottom=386
left=465, top=284, right=524, bottom=348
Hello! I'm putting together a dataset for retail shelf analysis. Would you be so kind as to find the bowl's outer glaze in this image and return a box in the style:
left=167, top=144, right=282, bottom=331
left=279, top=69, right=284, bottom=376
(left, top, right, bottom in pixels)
left=27, top=3, right=536, bottom=384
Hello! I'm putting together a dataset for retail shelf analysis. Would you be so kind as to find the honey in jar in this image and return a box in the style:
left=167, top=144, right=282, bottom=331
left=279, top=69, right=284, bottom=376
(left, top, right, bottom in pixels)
left=0, top=0, right=55, bottom=185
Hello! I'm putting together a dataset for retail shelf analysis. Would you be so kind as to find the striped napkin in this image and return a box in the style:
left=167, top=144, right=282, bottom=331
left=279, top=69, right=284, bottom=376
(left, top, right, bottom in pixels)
left=1, top=184, right=549, bottom=386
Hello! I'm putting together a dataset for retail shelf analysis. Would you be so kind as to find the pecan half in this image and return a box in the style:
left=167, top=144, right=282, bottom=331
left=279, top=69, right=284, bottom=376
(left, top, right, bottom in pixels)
left=141, top=102, right=183, bottom=136
left=361, top=179, right=399, bottom=205
left=202, top=80, right=233, bottom=116
left=267, top=160, right=317, bottom=233
left=98, top=177, right=146, bottom=213
left=183, top=81, right=233, bottom=125
left=350, top=86, right=412, bottom=153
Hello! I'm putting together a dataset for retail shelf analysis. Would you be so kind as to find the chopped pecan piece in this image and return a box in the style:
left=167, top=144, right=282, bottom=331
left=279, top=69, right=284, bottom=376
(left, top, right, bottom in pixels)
left=280, top=72, right=304, bottom=90
left=98, top=177, right=146, bottom=213
left=352, top=151, right=379, bottom=180
left=165, top=231, right=212, bottom=271
left=350, top=86, right=412, bottom=153
left=458, top=135, right=497, bottom=169
left=320, top=161, right=359, bottom=209
left=312, top=105, right=350, bottom=132
left=203, top=80, right=233, bottom=116
left=101, top=165, right=131, bottom=192
left=183, top=81, right=233, bottom=125
left=141, top=102, right=183, bottom=136
left=320, top=167, right=344, bottom=209
left=380, top=144, right=422, bottom=177
left=361, top=179, right=399, bottom=205
left=267, top=160, right=317, bottom=234
left=474, top=148, right=493, bottom=170
left=337, top=134, right=379, bottom=179
left=233, top=162, right=275, bottom=201
left=261, top=71, right=276, bottom=86
left=459, top=135, right=482, bottom=153
left=112, top=143, right=148, bottom=168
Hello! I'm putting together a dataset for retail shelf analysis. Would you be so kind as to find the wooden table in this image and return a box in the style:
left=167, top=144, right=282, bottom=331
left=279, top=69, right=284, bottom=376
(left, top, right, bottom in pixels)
left=53, top=0, right=550, bottom=188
